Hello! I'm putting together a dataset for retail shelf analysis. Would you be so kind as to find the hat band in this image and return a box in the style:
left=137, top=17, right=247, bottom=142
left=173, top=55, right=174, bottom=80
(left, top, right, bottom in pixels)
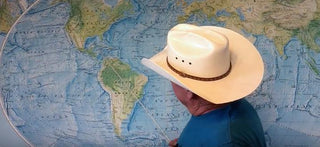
left=166, top=57, right=232, bottom=81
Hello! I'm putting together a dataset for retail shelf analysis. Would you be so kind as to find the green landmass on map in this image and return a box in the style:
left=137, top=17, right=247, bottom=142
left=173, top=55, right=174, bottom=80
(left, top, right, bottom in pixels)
left=52, top=0, right=133, bottom=50
left=177, top=0, right=320, bottom=75
left=98, top=58, right=147, bottom=136
left=177, top=0, right=320, bottom=54
left=0, top=0, right=23, bottom=33
left=294, top=18, right=320, bottom=52
left=306, top=56, right=320, bottom=76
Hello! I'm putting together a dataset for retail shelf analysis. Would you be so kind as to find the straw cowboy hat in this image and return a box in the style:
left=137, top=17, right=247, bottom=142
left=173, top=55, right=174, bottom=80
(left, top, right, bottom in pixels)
left=141, top=24, right=264, bottom=104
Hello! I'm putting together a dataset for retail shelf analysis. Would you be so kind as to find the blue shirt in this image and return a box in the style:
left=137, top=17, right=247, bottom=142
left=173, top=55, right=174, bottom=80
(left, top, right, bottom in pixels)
left=177, top=99, right=266, bottom=147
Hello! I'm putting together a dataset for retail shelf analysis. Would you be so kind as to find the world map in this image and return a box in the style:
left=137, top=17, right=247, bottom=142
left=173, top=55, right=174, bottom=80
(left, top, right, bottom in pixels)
left=1, top=0, right=320, bottom=146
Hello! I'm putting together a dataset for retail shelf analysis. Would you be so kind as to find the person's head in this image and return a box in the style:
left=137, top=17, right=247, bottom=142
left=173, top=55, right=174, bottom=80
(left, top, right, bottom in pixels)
left=171, top=82, right=228, bottom=116
left=142, top=23, right=264, bottom=107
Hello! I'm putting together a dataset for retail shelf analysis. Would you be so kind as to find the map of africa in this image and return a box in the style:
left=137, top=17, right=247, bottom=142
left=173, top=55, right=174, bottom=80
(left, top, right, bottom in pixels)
left=1, top=0, right=320, bottom=146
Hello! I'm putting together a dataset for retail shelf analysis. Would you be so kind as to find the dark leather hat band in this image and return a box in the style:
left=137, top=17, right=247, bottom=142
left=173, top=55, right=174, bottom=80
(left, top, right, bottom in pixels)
left=166, top=57, right=232, bottom=81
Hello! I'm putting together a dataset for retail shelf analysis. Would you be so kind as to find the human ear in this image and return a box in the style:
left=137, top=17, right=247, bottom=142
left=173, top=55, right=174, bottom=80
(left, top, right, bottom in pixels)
left=186, top=90, right=194, bottom=100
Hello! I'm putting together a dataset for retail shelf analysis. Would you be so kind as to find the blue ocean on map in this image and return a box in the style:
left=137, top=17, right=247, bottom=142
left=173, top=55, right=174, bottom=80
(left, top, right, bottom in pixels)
left=1, top=0, right=320, bottom=146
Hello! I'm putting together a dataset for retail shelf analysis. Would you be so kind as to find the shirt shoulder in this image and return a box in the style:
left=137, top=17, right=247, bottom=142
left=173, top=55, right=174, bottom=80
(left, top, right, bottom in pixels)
left=229, top=99, right=266, bottom=147
left=177, top=99, right=266, bottom=147
left=177, top=105, right=232, bottom=147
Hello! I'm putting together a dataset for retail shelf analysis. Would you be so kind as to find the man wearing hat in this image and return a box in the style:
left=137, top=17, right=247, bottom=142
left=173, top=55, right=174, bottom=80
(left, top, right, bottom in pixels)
left=142, top=24, right=266, bottom=147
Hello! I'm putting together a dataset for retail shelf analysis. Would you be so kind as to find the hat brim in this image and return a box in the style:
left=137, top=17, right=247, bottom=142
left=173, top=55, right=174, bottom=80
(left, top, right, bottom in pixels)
left=141, top=26, right=264, bottom=104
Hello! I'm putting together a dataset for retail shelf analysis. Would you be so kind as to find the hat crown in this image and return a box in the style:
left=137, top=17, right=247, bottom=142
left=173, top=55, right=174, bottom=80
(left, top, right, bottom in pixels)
left=167, top=24, right=230, bottom=78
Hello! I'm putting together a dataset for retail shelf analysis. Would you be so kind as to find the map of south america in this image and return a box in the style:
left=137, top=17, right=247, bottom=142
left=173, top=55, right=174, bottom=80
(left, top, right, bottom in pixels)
left=98, top=58, right=147, bottom=136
